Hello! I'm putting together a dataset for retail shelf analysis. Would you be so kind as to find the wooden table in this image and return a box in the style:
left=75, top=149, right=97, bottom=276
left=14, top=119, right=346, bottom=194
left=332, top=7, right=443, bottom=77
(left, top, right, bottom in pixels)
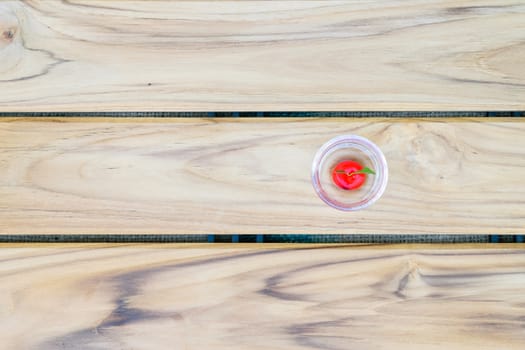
left=1, top=0, right=524, bottom=111
left=1, top=117, right=525, bottom=235
left=1, top=1, right=524, bottom=349
left=1, top=243, right=525, bottom=349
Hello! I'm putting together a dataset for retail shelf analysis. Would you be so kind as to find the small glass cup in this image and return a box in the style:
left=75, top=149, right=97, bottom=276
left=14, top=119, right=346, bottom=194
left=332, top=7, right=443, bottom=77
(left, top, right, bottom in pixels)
left=311, top=135, right=388, bottom=211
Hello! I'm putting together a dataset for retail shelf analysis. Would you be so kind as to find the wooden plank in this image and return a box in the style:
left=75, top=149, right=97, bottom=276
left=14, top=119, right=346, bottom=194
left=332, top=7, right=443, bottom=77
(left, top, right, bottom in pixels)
left=1, top=117, right=524, bottom=235
left=0, top=0, right=524, bottom=112
left=0, top=243, right=524, bottom=349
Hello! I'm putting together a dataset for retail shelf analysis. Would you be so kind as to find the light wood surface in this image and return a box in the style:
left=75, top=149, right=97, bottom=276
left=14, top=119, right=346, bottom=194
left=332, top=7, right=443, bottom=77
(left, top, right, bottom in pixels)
left=1, top=0, right=524, bottom=111
left=0, top=243, right=524, bottom=349
left=1, top=117, right=524, bottom=235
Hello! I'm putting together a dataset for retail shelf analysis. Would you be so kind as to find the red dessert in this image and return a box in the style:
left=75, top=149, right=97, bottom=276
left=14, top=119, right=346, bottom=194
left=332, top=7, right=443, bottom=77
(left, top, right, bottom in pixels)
left=332, top=160, right=374, bottom=190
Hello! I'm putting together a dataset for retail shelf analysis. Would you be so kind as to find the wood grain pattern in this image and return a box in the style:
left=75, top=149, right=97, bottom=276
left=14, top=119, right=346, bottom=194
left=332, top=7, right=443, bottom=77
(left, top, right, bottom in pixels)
left=0, top=244, right=524, bottom=349
left=0, top=1, right=524, bottom=111
left=1, top=117, right=524, bottom=235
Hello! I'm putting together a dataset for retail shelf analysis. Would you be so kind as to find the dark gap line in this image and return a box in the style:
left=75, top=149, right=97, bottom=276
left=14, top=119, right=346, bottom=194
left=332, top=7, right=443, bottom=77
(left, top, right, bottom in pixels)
left=0, top=111, right=523, bottom=118
left=0, top=234, right=523, bottom=244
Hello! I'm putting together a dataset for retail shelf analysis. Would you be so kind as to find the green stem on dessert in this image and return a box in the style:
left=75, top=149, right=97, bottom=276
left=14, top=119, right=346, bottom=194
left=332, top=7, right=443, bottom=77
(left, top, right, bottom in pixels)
left=335, top=167, right=376, bottom=176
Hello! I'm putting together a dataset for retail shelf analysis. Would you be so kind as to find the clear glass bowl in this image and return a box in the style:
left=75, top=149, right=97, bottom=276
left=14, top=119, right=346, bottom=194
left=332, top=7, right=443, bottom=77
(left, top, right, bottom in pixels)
left=311, top=135, right=388, bottom=211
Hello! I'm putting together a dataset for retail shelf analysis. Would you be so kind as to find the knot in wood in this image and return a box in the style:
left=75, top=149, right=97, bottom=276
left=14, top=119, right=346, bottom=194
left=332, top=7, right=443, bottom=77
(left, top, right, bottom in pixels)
left=0, top=5, right=20, bottom=46
left=2, top=28, right=16, bottom=41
